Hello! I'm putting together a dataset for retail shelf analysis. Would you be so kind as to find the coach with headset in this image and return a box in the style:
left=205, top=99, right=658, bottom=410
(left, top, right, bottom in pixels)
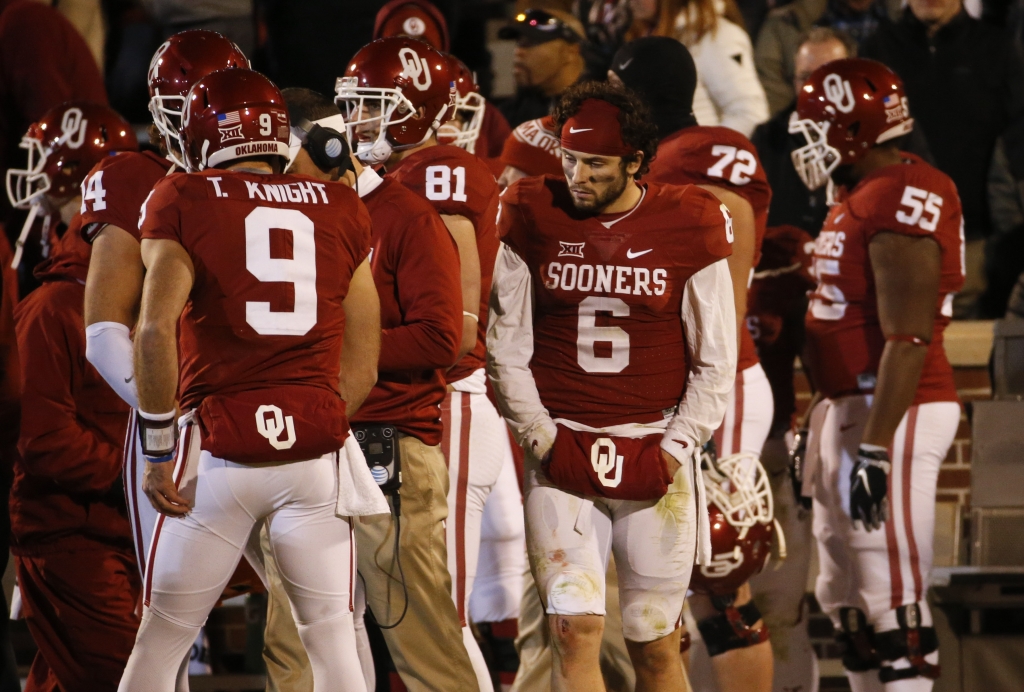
left=266, top=88, right=477, bottom=692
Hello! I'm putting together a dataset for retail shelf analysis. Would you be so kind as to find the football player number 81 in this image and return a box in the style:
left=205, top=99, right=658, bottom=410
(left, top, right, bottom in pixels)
left=245, top=207, right=318, bottom=336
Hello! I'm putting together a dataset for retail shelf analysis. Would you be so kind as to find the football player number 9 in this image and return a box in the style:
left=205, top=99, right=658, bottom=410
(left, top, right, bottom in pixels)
left=577, top=297, right=630, bottom=373
left=245, top=207, right=318, bottom=336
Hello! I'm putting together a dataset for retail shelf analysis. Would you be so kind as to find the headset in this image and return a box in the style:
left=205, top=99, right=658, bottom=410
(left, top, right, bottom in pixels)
left=290, top=114, right=353, bottom=175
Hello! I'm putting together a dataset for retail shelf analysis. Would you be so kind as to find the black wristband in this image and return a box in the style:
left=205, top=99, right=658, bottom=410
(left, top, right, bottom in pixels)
left=138, top=412, right=177, bottom=462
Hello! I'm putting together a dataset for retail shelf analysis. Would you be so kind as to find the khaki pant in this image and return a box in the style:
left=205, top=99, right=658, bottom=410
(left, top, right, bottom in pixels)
left=358, top=435, right=477, bottom=691
left=260, top=436, right=477, bottom=692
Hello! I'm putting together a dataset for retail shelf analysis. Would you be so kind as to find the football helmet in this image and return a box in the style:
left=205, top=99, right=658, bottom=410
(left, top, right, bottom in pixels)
left=690, top=453, right=777, bottom=596
left=437, top=54, right=485, bottom=153
left=6, top=101, right=137, bottom=210
left=179, top=69, right=290, bottom=172
left=789, top=58, right=913, bottom=195
left=335, top=37, right=456, bottom=165
left=148, top=29, right=249, bottom=168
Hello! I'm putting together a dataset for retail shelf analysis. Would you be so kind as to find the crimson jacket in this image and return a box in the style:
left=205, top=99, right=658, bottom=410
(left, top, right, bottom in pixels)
left=11, top=226, right=131, bottom=554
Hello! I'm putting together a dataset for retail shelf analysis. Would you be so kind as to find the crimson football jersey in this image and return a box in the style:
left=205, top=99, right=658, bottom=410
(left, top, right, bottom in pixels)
left=646, top=126, right=772, bottom=373
left=80, top=150, right=174, bottom=243
left=499, top=176, right=733, bottom=428
left=388, top=144, right=500, bottom=383
left=140, top=170, right=371, bottom=464
left=350, top=177, right=464, bottom=446
left=804, top=156, right=965, bottom=404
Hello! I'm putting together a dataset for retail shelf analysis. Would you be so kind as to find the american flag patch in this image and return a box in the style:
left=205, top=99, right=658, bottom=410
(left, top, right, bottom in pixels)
left=218, top=111, right=241, bottom=125
left=882, top=94, right=898, bottom=107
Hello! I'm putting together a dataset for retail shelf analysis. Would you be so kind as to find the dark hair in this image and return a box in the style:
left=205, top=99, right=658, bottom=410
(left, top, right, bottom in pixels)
left=552, top=80, right=660, bottom=179
left=281, top=87, right=341, bottom=123
left=800, top=26, right=857, bottom=58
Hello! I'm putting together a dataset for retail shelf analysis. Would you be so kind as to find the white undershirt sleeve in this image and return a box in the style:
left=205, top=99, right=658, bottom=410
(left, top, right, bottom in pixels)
left=85, top=321, right=139, bottom=410
left=662, top=258, right=737, bottom=565
left=486, top=242, right=557, bottom=460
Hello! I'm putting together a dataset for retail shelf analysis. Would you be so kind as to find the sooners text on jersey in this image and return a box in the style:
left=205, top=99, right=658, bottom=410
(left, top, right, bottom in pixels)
left=804, top=155, right=965, bottom=403
left=80, top=150, right=174, bottom=243
left=646, top=125, right=772, bottom=372
left=499, top=175, right=733, bottom=427
left=139, top=170, right=371, bottom=463
left=387, top=144, right=500, bottom=383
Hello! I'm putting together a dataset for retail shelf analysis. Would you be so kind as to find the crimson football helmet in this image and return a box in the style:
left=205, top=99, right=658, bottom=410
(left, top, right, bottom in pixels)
left=690, top=453, right=780, bottom=596
left=437, top=54, right=485, bottom=153
left=6, top=101, right=137, bottom=209
left=148, top=29, right=249, bottom=167
left=335, top=37, right=456, bottom=164
left=179, top=69, right=290, bottom=172
left=789, top=58, right=913, bottom=195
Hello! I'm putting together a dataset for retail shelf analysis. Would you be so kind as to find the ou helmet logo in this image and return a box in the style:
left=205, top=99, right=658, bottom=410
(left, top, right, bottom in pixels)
left=398, top=46, right=432, bottom=91
left=59, top=108, right=88, bottom=149
left=699, top=545, right=745, bottom=578
left=822, top=73, right=856, bottom=114
left=255, top=404, right=296, bottom=450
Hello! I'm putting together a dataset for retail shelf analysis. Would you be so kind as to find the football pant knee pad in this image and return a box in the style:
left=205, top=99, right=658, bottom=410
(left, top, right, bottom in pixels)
left=876, top=603, right=940, bottom=683
left=696, top=594, right=770, bottom=657
left=836, top=607, right=881, bottom=673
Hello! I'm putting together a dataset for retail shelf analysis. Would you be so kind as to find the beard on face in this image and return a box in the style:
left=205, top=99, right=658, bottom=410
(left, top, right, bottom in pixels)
left=570, top=161, right=631, bottom=213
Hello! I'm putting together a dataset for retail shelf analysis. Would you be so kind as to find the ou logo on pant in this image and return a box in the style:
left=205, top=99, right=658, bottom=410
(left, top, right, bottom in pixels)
left=823, top=73, right=856, bottom=114
left=256, top=404, right=296, bottom=450
left=591, top=438, right=624, bottom=488
left=398, top=47, right=432, bottom=91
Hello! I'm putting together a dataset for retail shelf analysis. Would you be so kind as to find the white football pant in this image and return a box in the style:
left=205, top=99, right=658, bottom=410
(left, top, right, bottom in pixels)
left=118, top=417, right=365, bottom=692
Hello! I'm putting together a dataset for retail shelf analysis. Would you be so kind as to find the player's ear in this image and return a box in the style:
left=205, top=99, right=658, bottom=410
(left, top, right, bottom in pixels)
left=625, top=152, right=643, bottom=179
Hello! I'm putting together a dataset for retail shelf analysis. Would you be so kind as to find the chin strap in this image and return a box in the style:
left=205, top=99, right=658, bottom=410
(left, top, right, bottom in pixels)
left=11, top=204, right=49, bottom=269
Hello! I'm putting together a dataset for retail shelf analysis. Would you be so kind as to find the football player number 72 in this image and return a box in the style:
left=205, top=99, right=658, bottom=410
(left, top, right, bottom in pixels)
left=245, top=207, right=318, bottom=336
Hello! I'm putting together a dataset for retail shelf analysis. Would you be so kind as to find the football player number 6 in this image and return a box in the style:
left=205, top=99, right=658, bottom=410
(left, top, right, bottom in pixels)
left=577, top=297, right=630, bottom=372
left=245, top=207, right=317, bottom=336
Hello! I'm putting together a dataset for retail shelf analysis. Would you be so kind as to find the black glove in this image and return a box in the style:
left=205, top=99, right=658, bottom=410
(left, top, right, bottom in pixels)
left=850, top=446, right=891, bottom=531
left=789, top=428, right=812, bottom=510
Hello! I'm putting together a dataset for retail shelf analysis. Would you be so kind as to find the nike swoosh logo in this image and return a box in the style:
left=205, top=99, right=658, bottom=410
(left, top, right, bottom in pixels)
left=568, top=127, right=593, bottom=134
left=124, top=375, right=134, bottom=384
left=626, top=248, right=652, bottom=259
left=619, top=58, right=634, bottom=70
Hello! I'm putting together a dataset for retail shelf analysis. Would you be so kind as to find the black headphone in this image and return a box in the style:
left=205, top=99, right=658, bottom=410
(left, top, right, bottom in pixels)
left=292, top=117, right=353, bottom=175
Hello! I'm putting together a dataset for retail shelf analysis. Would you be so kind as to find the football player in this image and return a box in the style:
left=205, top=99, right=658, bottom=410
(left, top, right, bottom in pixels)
left=488, top=80, right=737, bottom=691
left=118, top=68, right=387, bottom=691
left=496, top=114, right=563, bottom=190
left=611, top=36, right=776, bottom=692
left=339, top=38, right=505, bottom=692
left=78, top=30, right=252, bottom=683
left=790, top=58, right=964, bottom=691
left=7, top=101, right=139, bottom=692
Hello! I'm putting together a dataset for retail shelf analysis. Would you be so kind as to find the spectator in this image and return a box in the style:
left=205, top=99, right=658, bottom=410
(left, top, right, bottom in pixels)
left=0, top=0, right=106, bottom=228
left=861, top=0, right=1024, bottom=317
left=497, top=8, right=586, bottom=128
left=755, top=0, right=900, bottom=116
left=752, top=27, right=854, bottom=234
left=603, top=0, right=768, bottom=136
left=12, top=220, right=136, bottom=692
left=373, top=0, right=512, bottom=157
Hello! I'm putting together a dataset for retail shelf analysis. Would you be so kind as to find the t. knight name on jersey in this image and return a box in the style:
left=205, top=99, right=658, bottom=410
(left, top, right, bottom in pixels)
left=499, top=175, right=732, bottom=428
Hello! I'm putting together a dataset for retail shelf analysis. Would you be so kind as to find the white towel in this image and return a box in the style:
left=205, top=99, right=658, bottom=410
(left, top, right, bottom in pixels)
left=336, top=433, right=391, bottom=517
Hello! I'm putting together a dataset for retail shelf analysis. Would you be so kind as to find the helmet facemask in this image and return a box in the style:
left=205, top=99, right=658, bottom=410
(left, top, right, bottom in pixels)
left=437, top=91, right=485, bottom=153
left=789, top=113, right=840, bottom=203
left=5, top=133, right=50, bottom=210
left=335, top=76, right=419, bottom=165
left=703, top=453, right=774, bottom=530
left=149, top=90, right=188, bottom=168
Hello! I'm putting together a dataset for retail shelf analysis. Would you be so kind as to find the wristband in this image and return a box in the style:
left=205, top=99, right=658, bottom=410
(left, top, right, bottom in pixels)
left=886, top=334, right=927, bottom=346
left=138, top=410, right=178, bottom=463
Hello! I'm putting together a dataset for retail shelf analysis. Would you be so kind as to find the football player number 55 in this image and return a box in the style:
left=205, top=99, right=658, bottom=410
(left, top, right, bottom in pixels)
left=245, top=207, right=317, bottom=336
left=577, top=297, right=630, bottom=373
left=896, top=185, right=942, bottom=232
